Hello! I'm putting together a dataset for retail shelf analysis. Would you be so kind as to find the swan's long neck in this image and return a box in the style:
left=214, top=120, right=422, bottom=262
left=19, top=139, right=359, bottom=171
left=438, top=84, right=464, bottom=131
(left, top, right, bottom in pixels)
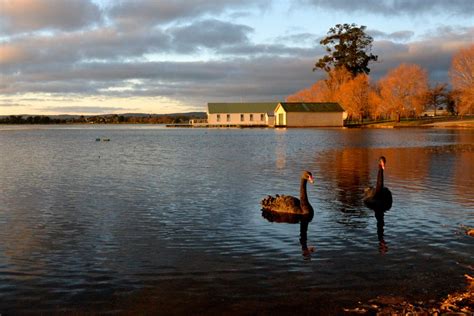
left=375, top=166, right=384, bottom=193
left=300, top=178, right=309, bottom=205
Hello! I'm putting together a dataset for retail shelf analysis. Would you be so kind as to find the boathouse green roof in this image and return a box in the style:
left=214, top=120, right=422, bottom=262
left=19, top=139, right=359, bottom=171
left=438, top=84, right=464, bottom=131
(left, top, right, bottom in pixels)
left=208, top=102, right=279, bottom=114
left=277, top=102, right=344, bottom=112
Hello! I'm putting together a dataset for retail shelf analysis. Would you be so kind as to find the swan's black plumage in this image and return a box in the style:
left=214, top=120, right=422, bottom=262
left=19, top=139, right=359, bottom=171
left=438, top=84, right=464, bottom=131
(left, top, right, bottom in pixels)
left=363, top=156, right=392, bottom=211
left=261, top=171, right=315, bottom=257
left=261, top=171, right=314, bottom=215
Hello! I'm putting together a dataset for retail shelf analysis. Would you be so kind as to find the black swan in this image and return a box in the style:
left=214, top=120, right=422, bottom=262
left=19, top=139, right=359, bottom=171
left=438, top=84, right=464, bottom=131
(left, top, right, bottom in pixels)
left=261, top=171, right=316, bottom=257
left=261, top=171, right=314, bottom=216
left=363, top=156, right=392, bottom=212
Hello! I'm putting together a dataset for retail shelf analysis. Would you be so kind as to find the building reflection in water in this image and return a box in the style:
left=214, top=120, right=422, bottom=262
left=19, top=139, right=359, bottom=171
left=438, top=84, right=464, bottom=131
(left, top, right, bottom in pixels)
left=261, top=210, right=315, bottom=259
left=274, top=129, right=287, bottom=170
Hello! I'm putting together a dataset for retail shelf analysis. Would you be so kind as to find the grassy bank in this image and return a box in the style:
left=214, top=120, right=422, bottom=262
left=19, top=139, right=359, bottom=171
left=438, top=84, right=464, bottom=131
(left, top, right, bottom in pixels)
left=345, top=115, right=474, bottom=128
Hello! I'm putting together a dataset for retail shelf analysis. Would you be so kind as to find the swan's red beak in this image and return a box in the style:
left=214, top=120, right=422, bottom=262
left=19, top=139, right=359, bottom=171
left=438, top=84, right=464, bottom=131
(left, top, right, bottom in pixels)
left=308, top=176, right=314, bottom=184
left=380, top=160, right=385, bottom=170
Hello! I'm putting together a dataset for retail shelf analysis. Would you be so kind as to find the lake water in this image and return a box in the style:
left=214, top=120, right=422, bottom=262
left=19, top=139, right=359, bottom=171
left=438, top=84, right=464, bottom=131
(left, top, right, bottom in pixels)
left=0, top=125, right=473, bottom=314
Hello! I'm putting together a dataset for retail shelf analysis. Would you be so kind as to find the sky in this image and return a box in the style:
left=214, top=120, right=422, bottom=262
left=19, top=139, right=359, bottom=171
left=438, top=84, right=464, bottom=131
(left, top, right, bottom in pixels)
left=0, top=0, right=473, bottom=115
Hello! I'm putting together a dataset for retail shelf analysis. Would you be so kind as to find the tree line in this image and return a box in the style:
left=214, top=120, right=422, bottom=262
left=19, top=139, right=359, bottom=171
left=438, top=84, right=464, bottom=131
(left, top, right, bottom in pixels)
left=0, top=115, right=67, bottom=124
left=0, top=114, right=204, bottom=125
left=288, top=23, right=473, bottom=122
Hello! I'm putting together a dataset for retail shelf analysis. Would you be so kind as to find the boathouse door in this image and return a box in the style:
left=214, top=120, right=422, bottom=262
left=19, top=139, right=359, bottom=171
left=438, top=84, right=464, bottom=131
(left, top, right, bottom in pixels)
left=278, top=113, right=284, bottom=126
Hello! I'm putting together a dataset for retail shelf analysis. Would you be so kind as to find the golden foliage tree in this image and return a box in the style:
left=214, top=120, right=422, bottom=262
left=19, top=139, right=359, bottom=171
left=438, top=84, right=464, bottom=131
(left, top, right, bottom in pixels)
left=286, top=80, right=330, bottom=102
left=449, top=44, right=474, bottom=115
left=338, top=73, right=370, bottom=120
left=378, top=63, right=428, bottom=121
left=287, top=67, right=371, bottom=120
left=287, top=67, right=353, bottom=102
left=367, top=84, right=387, bottom=119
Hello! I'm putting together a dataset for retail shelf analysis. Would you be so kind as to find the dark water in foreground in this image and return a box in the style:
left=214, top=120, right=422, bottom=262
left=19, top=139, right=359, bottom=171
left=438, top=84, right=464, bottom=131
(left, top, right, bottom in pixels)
left=0, top=125, right=473, bottom=314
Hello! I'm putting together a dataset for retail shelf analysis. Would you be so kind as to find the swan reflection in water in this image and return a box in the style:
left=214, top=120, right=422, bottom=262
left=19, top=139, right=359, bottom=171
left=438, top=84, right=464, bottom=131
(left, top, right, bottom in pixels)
left=375, top=210, right=388, bottom=254
left=261, top=211, right=315, bottom=259
left=260, top=171, right=315, bottom=259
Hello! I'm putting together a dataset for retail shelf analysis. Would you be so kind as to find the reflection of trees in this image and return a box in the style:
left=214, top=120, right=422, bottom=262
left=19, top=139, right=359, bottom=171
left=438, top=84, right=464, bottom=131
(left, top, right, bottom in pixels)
left=452, top=131, right=474, bottom=204
left=332, top=147, right=432, bottom=190
left=387, top=144, right=472, bottom=209
left=317, top=134, right=474, bottom=217
left=317, top=147, right=371, bottom=212
left=453, top=148, right=474, bottom=206
left=315, top=145, right=433, bottom=228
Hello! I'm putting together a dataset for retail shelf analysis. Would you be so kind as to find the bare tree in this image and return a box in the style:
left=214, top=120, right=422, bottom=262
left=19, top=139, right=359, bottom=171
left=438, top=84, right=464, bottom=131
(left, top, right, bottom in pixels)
left=449, top=45, right=474, bottom=115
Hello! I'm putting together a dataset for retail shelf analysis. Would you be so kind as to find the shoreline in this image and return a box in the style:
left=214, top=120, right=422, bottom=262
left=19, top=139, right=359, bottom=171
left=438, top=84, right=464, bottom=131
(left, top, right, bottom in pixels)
left=423, top=119, right=474, bottom=128
left=344, top=274, right=473, bottom=315
left=355, top=119, right=474, bottom=129
left=64, top=274, right=472, bottom=315
left=1, top=117, right=473, bottom=129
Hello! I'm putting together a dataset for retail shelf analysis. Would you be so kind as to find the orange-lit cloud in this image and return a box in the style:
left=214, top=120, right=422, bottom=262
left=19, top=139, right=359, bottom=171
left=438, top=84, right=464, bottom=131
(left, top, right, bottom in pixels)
left=0, top=0, right=101, bottom=33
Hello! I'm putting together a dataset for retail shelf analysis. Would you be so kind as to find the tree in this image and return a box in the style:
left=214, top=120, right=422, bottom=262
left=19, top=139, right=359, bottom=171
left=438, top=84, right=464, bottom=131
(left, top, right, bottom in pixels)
left=425, top=83, right=448, bottom=116
left=367, top=83, right=391, bottom=120
left=287, top=67, right=353, bottom=103
left=446, top=90, right=460, bottom=115
left=287, top=67, right=372, bottom=121
left=286, top=80, right=327, bottom=102
left=338, top=73, right=370, bottom=121
left=323, top=66, right=353, bottom=98
left=449, top=45, right=474, bottom=115
left=378, top=64, right=428, bottom=121
left=314, top=23, right=378, bottom=77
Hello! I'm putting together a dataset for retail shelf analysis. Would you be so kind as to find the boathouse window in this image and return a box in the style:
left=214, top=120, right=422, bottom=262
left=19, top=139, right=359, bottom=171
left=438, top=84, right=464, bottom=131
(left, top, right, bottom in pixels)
left=260, top=114, right=265, bottom=121
left=240, top=114, right=244, bottom=122
left=226, top=114, right=230, bottom=122
left=250, top=114, right=253, bottom=121
left=217, top=114, right=220, bottom=122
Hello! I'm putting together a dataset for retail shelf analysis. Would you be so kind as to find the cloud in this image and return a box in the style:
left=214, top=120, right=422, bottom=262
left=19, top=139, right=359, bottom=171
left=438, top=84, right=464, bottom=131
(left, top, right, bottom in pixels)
left=298, top=0, right=474, bottom=17
left=220, top=43, right=321, bottom=58
left=0, top=19, right=254, bottom=74
left=38, top=106, right=133, bottom=114
left=1, top=54, right=322, bottom=109
left=168, top=19, right=253, bottom=53
left=123, top=57, right=322, bottom=104
left=274, top=32, right=322, bottom=47
left=0, top=102, right=24, bottom=107
left=0, top=27, right=171, bottom=75
left=109, top=0, right=269, bottom=28
left=368, top=30, right=414, bottom=41
left=371, top=26, right=474, bottom=82
left=0, top=0, right=102, bottom=34
left=2, top=26, right=472, bottom=105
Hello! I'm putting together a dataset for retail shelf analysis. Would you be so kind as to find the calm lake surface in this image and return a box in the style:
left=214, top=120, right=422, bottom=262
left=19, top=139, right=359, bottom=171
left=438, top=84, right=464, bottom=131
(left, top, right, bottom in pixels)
left=0, top=125, right=473, bottom=314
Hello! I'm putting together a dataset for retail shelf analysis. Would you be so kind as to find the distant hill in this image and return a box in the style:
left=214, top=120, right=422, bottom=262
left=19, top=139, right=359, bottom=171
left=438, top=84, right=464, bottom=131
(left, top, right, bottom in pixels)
left=0, top=112, right=207, bottom=124
left=0, top=112, right=207, bottom=119
left=117, top=112, right=206, bottom=118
